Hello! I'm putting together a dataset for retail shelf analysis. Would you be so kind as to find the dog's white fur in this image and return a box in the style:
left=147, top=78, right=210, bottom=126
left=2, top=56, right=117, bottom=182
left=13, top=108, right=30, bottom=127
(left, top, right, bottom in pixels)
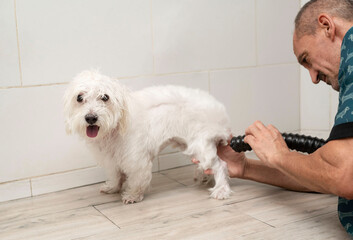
left=64, top=70, right=232, bottom=204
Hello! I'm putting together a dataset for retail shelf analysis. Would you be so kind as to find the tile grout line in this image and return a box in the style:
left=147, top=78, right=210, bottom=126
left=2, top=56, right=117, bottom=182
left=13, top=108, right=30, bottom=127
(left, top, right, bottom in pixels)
left=0, top=82, right=68, bottom=90
left=280, top=210, right=337, bottom=227
left=0, top=62, right=298, bottom=90
left=92, top=205, right=121, bottom=229
left=92, top=200, right=121, bottom=208
left=248, top=215, right=276, bottom=229
left=13, top=0, right=23, bottom=86
left=208, top=71, right=211, bottom=93
left=222, top=193, right=283, bottom=206
left=299, top=66, right=302, bottom=131
left=159, top=171, right=188, bottom=187
left=29, top=179, right=33, bottom=197
left=298, top=0, right=304, bottom=132
left=157, top=155, right=161, bottom=172
left=0, top=204, right=115, bottom=226
left=218, top=200, right=277, bottom=229
left=329, top=89, right=333, bottom=128
left=203, top=200, right=277, bottom=229
left=149, top=0, right=156, bottom=74
left=254, top=0, right=259, bottom=66
left=0, top=165, right=100, bottom=186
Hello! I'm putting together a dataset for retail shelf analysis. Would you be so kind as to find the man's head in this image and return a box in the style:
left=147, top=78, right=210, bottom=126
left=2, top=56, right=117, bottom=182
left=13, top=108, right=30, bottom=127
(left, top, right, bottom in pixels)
left=293, top=0, right=353, bottom=91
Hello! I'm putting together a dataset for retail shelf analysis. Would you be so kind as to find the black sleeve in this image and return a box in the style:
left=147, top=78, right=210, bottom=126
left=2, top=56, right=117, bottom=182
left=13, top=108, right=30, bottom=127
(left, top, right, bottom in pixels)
left=327, top=122, right=353, bottom=141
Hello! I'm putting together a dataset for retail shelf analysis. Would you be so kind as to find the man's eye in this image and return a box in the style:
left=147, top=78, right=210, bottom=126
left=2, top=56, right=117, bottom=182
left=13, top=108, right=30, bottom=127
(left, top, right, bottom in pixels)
left=101, top=94, right=109, bottom=102
left=77, top=94, right=83, bottom=103
left=303, top=57, right=312, bottom=67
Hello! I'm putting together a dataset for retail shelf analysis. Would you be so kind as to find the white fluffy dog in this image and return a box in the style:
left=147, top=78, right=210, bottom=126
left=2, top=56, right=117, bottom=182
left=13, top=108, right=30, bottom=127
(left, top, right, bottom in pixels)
left=64, top=70, right=232, bottom=204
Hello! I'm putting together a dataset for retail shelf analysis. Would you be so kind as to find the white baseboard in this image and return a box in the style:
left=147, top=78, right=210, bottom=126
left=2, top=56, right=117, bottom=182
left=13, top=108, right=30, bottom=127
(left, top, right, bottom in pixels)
left=0, top=180, right=32, bottom=203
left=31, top=167, right=107, bottom=196
left=0, top=153, right=185, bottom=203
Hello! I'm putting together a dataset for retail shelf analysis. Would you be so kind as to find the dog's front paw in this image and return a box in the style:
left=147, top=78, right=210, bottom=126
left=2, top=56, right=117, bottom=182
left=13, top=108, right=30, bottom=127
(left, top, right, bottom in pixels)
left=100, top=182, right=120, bottom=194
left=121, top=192, right=144, bottom=204
left=210, top=186, right=232, bottom=200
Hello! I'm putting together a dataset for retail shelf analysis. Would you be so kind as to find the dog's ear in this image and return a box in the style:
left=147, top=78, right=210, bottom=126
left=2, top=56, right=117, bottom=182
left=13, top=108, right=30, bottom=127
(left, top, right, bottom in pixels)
left=117, top=88, right=130, bottom=136
left=111, top=80, right=130, bottom=136
left=118, top=104, right=128, bottom=135
left=65, top=121, right=73, bottom=135
left=63, top=104, right=74, bottom=136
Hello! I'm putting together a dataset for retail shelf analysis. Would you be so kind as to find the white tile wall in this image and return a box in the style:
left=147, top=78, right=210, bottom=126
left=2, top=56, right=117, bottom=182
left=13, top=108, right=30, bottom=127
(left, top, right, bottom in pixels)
left=330, top=90, right=339, bottom=128
left=152, top=158, right=159, bottom=173
left=4, top=0, right=336, bottom=203
left=120, top=72, right=209, bottom=92
left=256, top=0, right=299, bottom=65
left=301, top=0, right=310, bottom=6
left=152, top=0, right=256, bottom=73
left=300, top=67, right=331, bottom=131
left=0, top=0, right=21, bottom=87
left=0, top=85, right=96, bottom=183
left=159, top=152, right=192, bottom=171
left=210, top=64, right=300, bottom=135
left=16, top=0, right=154, bottom=85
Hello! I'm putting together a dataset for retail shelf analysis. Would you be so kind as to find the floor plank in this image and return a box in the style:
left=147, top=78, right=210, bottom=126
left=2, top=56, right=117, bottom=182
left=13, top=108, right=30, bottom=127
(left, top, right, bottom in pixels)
left=84, top=204, right=272, bottom=240
left=0, top=184, right=119, bottom=225
left=242, top=211, right=350, bottom=240
left=0, top=165, right=350, bottom=239
left=115, top=204, right=272, bottom=240
left=0, top=207, right=118, bottom=240
left=235, top=190, right=338, bottom=227
left=161, top=165, right=286, bottom=203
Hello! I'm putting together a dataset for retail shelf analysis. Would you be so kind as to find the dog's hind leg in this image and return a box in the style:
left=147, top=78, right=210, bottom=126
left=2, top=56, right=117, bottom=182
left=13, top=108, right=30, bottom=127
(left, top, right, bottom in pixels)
left=209, top=157, right=232, bottom=199
left=187, top=139, right=231, bottom=199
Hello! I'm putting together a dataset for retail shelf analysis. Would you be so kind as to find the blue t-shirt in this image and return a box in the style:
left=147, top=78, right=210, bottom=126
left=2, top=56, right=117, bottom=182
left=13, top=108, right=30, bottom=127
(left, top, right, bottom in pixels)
left=327, top=26, right=353, bottom=236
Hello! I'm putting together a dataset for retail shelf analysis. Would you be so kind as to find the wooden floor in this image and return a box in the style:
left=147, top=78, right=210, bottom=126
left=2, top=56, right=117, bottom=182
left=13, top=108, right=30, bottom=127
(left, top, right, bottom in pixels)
left=0, top=165, right=350, bottom=240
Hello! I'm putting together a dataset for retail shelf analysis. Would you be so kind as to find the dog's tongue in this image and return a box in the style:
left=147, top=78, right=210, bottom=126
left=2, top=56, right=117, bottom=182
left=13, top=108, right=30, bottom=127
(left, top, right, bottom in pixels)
left=86, top=125, right=99, bottom=138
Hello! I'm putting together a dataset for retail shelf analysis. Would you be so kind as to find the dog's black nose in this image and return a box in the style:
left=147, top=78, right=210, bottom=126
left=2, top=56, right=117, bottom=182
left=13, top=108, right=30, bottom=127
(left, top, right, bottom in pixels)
left=85, top=114, right=98, bottom=125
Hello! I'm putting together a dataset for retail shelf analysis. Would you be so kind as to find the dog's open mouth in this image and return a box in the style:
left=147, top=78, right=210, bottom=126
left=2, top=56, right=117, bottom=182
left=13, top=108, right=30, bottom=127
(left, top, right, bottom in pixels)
left=86, top=125, right=99, bottom=138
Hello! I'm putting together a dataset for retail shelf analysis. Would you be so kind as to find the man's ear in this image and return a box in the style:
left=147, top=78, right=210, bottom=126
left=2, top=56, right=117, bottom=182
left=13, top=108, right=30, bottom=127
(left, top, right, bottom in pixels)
left=318, top=13, right=336, bottom=41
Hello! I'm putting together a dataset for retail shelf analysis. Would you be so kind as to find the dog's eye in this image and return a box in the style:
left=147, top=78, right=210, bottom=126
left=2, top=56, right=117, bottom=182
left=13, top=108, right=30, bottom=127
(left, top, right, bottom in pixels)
left=101, top=94, right=109, bottom=102
left=77, top=94, right=83, bottom=103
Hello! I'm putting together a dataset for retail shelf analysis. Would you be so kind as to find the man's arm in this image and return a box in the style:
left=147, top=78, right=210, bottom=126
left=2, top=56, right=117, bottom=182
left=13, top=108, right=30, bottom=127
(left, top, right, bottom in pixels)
left=242, top=158, right=313, bottom=192
left=245, top=121, right=353, bottom=199
left=216, top=143, right=312, bottom=192
left=271, top=138, right=353, bottom=198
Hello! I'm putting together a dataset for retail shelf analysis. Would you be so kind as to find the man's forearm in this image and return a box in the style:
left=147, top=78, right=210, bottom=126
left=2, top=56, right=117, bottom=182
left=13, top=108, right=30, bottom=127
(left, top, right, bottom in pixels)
left=271, top=149, right=340, bottom=195
left=243, top=158, right=313, bottom=192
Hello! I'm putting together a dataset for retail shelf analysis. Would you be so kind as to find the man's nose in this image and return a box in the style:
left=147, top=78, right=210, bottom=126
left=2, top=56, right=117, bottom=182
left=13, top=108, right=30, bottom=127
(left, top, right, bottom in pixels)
left=308, top=68, right=319, bottom=84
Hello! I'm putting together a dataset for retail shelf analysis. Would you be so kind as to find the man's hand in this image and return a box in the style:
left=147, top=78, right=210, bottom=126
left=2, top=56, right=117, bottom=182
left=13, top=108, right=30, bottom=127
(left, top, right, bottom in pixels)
left=217, top=143, right=247, bottom=178
left=244, top=121, right=290, bottom=167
